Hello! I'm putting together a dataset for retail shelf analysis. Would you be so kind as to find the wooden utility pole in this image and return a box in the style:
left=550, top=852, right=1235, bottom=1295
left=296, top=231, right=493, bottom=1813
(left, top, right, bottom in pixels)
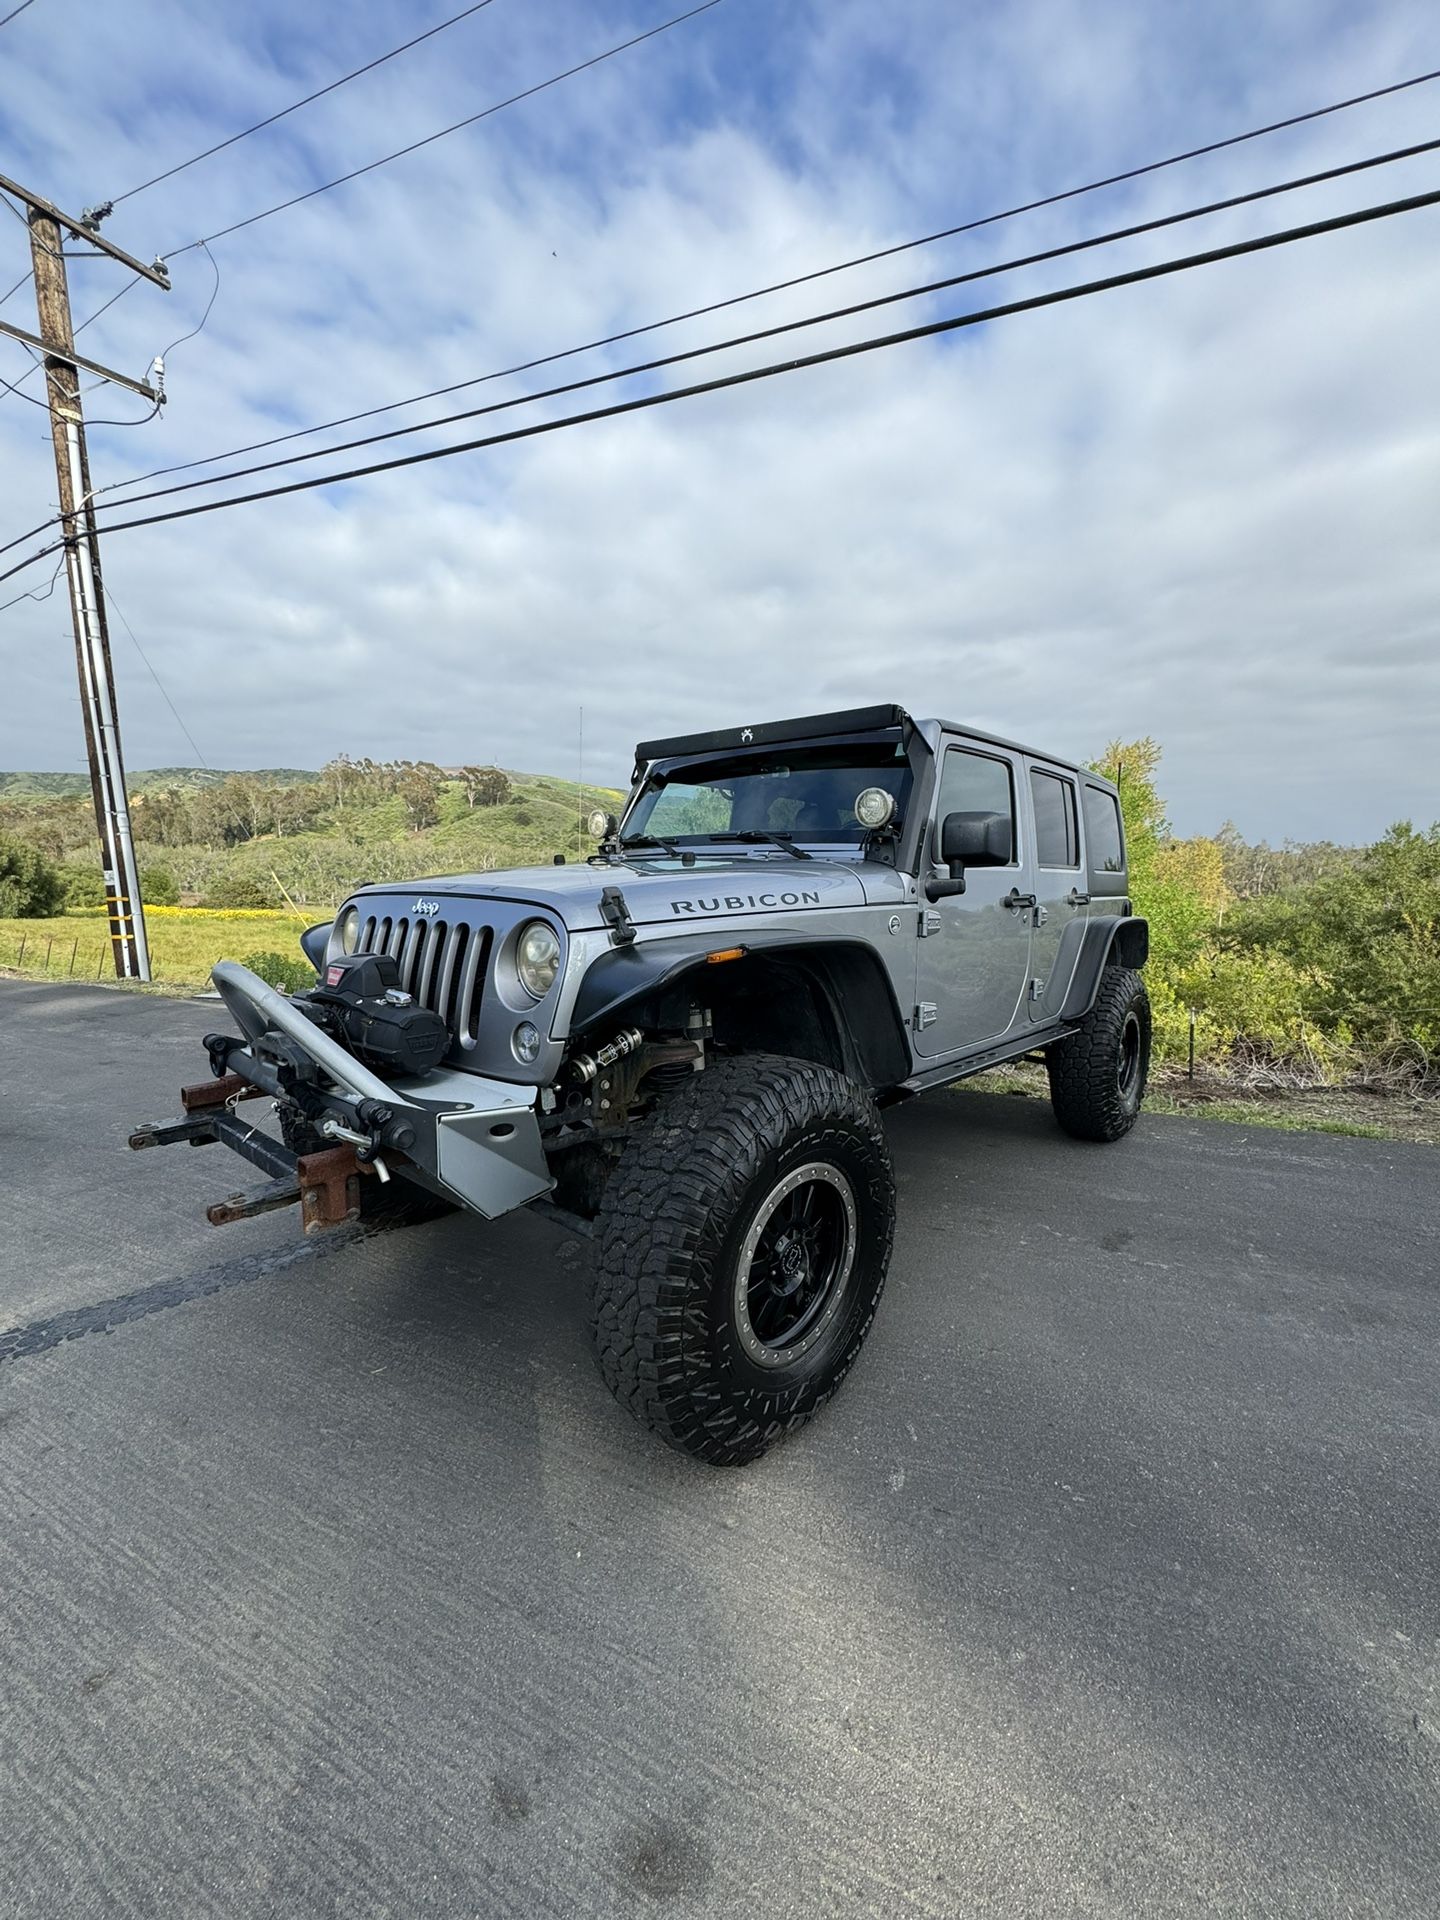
left=0, top=175, right=169, bottom=979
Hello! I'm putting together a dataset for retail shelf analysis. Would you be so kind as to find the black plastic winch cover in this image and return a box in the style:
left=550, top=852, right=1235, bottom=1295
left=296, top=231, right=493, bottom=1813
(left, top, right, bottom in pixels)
left=298, top=952, right=451, bottom=1077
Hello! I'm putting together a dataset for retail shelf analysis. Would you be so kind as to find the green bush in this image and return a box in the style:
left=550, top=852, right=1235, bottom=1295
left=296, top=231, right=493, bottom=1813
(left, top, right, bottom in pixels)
left=140, top=863, right=180, bottom=906
left=1222, top=822, right=1440, bottom=1064
left=239, top=948, right=314, bottom=994
left=0, top=831, right=65, bottom=917
left=62, top=863, right=106, bottom=909
left=201, top=872, right=276, bottom=910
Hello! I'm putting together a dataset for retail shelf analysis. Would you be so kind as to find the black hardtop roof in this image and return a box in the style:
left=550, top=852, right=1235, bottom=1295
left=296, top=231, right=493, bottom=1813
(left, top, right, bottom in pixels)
left=633, top=703, right=1107, bottom=786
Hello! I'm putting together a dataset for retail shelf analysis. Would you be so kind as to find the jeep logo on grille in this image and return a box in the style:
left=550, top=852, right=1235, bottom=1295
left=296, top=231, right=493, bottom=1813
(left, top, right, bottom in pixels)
left=412, top=897, right=440, bottom=916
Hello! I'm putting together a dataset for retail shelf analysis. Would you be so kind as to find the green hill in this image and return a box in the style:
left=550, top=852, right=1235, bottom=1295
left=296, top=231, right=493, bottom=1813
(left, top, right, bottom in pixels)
left=0, top=767, right=320, bottom=803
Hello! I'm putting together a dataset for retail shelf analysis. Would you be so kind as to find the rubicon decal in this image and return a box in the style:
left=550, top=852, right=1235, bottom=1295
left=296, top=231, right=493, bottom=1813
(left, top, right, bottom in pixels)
left=670, top=890, right=822, bottom=915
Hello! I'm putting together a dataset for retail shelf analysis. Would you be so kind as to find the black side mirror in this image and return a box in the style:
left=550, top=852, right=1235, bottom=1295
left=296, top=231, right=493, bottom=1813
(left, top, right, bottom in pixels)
left=927, top=810, right=1011, bottom=901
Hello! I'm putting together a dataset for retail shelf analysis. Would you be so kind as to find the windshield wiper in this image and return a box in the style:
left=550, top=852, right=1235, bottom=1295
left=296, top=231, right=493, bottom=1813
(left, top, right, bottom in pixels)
left=705, top=830, right=813, bottom=860
left=617, top=833, right=700, bottom=866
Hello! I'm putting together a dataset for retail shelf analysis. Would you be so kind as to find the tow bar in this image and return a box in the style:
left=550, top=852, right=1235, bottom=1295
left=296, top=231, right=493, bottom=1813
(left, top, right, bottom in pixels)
left=129, top=1073, right=366, bottom=1233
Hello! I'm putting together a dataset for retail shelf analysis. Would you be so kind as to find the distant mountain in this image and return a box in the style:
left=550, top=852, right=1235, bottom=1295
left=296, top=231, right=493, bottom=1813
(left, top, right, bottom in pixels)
left=0, top=767, right=322, bottom=802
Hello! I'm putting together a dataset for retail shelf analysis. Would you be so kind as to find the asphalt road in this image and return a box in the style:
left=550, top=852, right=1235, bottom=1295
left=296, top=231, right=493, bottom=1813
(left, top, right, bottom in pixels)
left=2, top=978, right=1437, bottom=1919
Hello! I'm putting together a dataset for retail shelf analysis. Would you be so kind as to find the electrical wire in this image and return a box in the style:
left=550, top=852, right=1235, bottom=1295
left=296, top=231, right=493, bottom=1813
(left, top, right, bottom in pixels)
left=63, top=184, right=1440, bottom=547
left=114, top=0, right=502, bottom=204
left=0, top=0, right=39, bottom=26
left=101, top=584, right=211, bottom=769
left=0, top=273, right=142, bottom=407
left=85, top=136, right=1440, bottom=516
left=0, top=554, right=62, bottom=614
left=84, top=399, right=163, bottom=428
left=0, top=363, right=53, bottom=410
left=166, top=0, right=726, bottom=255
left=102, top=62, right=1440, bottom=498
left=154, top=241, right=219, bottom=363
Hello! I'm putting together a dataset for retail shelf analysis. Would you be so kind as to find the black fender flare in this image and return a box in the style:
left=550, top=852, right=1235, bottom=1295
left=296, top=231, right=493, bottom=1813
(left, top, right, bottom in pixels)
left=1057, top=916, right=1149, bottom=1024
left=568, top=930, right=913, bottom=1089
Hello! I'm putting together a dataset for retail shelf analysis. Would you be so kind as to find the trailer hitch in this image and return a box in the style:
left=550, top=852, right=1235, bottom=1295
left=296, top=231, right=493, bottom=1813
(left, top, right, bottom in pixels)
left=130, top=1077, right=366, bottom=1234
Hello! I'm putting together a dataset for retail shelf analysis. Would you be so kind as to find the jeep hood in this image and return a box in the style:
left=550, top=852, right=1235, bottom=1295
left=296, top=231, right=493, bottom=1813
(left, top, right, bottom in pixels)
left=350, top=853, right=896, bottom=932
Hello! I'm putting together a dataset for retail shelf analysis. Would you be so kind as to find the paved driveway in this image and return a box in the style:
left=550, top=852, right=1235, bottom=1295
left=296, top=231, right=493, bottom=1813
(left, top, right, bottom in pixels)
left=2, top=979, right=1436, bottom=1917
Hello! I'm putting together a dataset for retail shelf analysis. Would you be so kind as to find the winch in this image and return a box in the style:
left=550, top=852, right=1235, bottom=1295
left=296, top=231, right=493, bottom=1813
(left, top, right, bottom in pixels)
left=296, top=951, right=451, bottom=1077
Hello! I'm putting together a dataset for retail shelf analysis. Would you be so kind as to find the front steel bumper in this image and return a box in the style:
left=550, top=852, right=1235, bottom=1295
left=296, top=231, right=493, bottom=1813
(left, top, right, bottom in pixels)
left=129, top=961, right=552, bottom=1229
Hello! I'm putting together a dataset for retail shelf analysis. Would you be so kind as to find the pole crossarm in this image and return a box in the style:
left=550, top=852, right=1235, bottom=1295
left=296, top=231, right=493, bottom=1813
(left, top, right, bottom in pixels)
left=0, top=171, right=171, bottom=286
left=0, top=314, right=160, bottom=400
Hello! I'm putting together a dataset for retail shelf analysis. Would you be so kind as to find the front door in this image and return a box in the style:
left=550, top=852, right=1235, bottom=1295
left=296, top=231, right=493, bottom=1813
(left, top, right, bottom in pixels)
left=912, top=742, right=1033, bottom=1058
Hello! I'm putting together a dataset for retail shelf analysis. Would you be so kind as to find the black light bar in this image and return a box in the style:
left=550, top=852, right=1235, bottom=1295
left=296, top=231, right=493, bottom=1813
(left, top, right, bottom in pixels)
left=635, top=703, right=909, bottom=768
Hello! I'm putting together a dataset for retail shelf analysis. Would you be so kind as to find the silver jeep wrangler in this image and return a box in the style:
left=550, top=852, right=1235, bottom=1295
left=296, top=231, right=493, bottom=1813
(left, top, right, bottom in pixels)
left=133, top=704, right=1149, bottom=1464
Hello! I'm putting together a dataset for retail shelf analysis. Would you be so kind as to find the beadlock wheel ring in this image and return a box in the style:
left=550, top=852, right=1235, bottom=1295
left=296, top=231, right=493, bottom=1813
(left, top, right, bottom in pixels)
left=732, top=1161, right=858, bottom=1371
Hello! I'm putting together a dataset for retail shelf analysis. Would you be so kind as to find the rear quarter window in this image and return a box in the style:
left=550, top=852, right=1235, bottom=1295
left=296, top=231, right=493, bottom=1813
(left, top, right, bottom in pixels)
left=1082, top=784, right=1126, bottom=887
left=1030, top=769, right=1080, bottom=868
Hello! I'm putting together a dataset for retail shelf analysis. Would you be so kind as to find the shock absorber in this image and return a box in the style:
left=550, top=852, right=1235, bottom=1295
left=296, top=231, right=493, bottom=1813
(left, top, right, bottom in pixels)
left=567, top=1027, right=644, bottom=1084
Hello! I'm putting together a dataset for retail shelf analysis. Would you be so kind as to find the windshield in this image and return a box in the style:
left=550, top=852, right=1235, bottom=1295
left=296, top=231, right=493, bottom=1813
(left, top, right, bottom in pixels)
left=626, top=737, right=913, bottom=845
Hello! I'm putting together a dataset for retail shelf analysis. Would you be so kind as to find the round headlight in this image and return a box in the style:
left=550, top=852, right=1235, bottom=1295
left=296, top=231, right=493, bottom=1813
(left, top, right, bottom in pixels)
left=516, top=920, right=561, bottom=998
left=854, top=787, right=896, bottom=830
left=337, top=905, right=361, bottom=953
left=587, top=807, right=616, bottom=840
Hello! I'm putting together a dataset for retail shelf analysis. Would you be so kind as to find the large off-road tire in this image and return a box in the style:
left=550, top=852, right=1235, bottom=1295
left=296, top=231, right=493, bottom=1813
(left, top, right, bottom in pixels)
left=591, top=1054, right=896, bottom=1467
left=278, top=1103, right=455, bottom=1227
left=1045, top=965, right=1151, bottom=1143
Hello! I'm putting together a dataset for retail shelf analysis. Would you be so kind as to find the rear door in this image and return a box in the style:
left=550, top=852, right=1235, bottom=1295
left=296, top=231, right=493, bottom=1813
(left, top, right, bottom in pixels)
left=912, top=740, right=1032, bottom=1058
left=1024, top=761, right=1087, bottom=1019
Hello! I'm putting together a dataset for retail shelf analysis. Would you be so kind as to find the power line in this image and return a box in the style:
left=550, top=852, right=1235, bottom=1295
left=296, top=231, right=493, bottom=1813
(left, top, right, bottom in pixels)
left=0, top=273, right=142, bottom=406
left=101, top=584, right=212, bottom=770
left=166, top=0, right=726, bottom=255
left=0, top=0, right=39, bottom=27
left=3, top=177, right=1437, bottom=593
left=1, top=362, right=52, bottom=410
left=102, top=61, right=1440, bottom=498
left=114, top=0, right=503, bottom=205
left=155, top=240, right=220, bottom=363
left=87, top=135, right=1440, bottom=519
left=0, top=554, right=62, bottom=614
left=62, top=184, right=1440, bottom=548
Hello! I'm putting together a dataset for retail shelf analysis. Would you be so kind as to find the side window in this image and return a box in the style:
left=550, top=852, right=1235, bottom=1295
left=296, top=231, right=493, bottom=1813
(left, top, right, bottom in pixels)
left=1030, top=769, right=1080, bottom=868
left=934, top=748, right=1016, bottom=862
left=1082, top=784, right=1125, bottom=874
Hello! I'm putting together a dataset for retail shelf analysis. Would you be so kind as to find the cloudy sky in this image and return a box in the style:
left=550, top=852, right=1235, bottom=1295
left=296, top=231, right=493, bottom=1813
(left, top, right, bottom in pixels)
left=1, top=0, right=1436, bottom=841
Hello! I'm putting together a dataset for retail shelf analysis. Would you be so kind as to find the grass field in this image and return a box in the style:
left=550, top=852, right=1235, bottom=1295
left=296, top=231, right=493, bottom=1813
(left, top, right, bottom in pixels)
left=0, top=909, right=307, bottom=988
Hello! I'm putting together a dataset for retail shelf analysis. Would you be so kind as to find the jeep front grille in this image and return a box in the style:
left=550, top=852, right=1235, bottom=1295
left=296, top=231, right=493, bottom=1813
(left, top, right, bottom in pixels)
left=353, top=911, right=492, bottom=1050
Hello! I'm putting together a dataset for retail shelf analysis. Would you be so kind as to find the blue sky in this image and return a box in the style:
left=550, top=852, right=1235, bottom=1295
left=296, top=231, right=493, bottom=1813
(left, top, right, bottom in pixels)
left=1, top=0, right=1437, bottom=839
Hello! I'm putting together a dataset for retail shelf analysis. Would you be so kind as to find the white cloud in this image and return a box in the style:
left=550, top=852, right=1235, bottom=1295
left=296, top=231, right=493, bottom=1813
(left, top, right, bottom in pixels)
left=1, top=0, right=1437, bottom=840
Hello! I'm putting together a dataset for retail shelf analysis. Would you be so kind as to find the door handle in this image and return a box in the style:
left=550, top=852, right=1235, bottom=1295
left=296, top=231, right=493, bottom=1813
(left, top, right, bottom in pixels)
left=1003, top=888, right=1037, bottom=912
left=1067, top=887, right=1090, bottom=906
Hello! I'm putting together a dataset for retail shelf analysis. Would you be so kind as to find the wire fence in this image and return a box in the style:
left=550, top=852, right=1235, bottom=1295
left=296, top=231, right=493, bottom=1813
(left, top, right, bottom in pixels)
left=2, top=929, right=173, bottom=982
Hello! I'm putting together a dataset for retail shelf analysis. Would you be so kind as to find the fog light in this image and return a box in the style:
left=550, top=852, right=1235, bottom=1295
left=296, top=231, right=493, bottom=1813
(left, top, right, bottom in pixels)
left=513, top=1020, right=542, bottom=1065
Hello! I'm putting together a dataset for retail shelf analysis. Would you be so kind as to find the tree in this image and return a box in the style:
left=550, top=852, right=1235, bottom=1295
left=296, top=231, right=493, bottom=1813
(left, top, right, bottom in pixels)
left=0, top=831, right=65, bottom=917
left=456, top=765, right=512, bottom=809
left=390, top=760, right=443, bottom=831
